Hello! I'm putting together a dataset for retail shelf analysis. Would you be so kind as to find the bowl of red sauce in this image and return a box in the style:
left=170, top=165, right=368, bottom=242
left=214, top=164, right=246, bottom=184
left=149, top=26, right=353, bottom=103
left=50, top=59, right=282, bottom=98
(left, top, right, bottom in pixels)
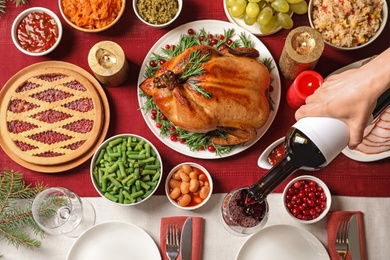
left=257, top=137, right=285, bottom=170
left=11, top=7, right=62, bottom=56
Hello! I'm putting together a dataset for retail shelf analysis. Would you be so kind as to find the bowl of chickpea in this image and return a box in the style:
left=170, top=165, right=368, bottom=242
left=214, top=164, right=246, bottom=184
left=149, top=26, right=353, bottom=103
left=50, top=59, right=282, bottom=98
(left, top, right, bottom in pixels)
left=165, top=162, right=213, bottom=210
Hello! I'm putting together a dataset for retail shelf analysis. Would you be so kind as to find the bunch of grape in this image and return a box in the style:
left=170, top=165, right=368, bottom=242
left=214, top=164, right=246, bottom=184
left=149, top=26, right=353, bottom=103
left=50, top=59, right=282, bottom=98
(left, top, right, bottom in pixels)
left=226, top=0, right=308, bottom=34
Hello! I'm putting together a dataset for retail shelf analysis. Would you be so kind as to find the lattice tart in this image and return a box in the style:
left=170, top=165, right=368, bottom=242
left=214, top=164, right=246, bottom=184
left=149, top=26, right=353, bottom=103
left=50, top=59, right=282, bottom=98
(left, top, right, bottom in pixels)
left=0, top=66, right=104, bottom=166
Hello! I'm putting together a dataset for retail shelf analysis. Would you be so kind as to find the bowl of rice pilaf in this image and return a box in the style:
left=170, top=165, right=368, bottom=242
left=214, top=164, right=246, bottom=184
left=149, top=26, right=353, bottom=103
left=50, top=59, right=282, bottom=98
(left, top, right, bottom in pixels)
left=59, top=0, right=125, bottom=32
left=308, top=0, right=387, bottom=50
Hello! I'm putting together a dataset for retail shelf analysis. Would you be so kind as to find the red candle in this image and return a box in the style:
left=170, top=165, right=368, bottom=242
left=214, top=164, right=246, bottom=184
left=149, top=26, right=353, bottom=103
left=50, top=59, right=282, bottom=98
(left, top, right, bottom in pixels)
left=286, top=70, right=323, bottom=110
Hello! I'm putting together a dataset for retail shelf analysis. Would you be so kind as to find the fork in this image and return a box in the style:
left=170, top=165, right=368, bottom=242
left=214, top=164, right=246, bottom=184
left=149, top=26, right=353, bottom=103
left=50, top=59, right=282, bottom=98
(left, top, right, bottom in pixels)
left=166, top=224, right=180, bottom=260
left=335, top=220, right=349, bottom=260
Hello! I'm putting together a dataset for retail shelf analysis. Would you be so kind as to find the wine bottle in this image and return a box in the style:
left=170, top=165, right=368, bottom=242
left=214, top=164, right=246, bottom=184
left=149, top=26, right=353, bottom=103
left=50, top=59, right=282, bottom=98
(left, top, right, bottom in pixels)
left=246, top=117, right=349, bottom=204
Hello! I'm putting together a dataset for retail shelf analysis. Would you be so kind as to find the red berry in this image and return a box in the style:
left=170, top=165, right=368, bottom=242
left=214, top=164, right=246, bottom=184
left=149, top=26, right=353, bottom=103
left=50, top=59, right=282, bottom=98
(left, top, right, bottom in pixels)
left=156, top=123, right=162, bottom=128
left=159, top=59, right=166, bottom=65
left=149, top=60, right=157, bottom=67
left=188, top=28, right=195, bottom=35
left=207, top=145, right=215, bottom=152
left=219, top=34, right=225, bottom=40
left=170, top=134, right=178, bottom=142
left=226, top=39, right=233, bottom=45
left=211, top=39, right=218, bottom=45
left=165, top=44, right=171, bottom=49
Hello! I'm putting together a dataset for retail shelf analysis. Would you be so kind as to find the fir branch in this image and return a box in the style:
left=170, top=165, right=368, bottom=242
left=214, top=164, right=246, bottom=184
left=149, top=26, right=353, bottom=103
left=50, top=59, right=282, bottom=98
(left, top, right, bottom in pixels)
left=14, top=0, right=29, bottom=7
left=0, top=0, right=29, bottom=15
left=0, top=169, right=46, bottom=254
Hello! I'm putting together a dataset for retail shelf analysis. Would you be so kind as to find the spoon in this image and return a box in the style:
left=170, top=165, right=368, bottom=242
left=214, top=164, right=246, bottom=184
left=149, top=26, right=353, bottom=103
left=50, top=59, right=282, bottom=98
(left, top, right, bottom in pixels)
left=257, top=137, right=285, bottom=170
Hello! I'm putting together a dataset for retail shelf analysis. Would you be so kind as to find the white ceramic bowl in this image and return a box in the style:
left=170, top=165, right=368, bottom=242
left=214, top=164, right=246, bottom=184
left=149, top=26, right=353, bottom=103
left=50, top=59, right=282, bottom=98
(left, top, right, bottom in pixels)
left=59, top=0, right=125, bottom=33
left=90, top=134, right=163, bottom=206
left=308, top=0, right=388, bottom=50
left=165, top=162, right=213, bottom=210
left=11, top=7, right=62, bottom=56
left=133, top=0, right=183, bottom=29
left=283, top=175, right=331, bottom=224
left=257, top=137, right=285, bottom=170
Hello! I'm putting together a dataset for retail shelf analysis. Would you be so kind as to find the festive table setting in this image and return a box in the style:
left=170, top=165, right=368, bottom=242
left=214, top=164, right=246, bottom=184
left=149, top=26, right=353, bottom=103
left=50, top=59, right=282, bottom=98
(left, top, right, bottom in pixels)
left=0, top=0, right=389, bottom=259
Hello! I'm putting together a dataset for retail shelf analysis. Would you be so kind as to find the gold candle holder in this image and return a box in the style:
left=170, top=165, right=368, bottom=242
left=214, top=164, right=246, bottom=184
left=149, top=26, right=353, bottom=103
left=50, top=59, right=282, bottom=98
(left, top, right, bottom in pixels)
left=88, top=41, right=129, bottom=87
left=279, top=26, right=324, bottom=80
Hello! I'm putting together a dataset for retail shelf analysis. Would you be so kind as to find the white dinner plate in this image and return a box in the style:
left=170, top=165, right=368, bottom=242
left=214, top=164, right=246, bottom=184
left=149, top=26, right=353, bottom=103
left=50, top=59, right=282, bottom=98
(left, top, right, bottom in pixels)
left=223, top=0, right=292, bottom=36
left=67, top=222, right=161, bottom=260
left=236, top=225, right=330, bottom=260
left=329, top=58, right=390, bottom=162
left=137, top=20, right=281, bottom=159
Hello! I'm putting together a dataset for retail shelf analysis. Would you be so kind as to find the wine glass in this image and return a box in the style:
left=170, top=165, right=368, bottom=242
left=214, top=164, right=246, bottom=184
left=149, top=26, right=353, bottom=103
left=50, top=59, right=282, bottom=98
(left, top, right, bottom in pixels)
left=221, top=186, right=268, bottom=236
left=32, top=187, right=96, bottom=238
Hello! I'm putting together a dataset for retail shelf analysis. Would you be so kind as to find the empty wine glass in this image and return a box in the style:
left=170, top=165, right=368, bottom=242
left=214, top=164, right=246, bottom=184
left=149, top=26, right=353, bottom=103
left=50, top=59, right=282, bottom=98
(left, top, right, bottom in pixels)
left=221, top=186, right=269, bottom=236
left=32, top=187, right=96, bottom=238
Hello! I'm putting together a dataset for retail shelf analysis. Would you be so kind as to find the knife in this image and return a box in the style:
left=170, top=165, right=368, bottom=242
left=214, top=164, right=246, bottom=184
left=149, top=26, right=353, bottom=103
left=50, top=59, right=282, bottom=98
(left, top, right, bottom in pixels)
left=180, top=217, right=192, bottom=260
left=348, top=214, right=361, bottom=260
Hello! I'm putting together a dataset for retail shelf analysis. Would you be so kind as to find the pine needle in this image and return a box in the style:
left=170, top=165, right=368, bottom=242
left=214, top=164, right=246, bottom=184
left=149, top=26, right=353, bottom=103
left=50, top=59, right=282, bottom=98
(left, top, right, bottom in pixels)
left=0, top=169, right=47, bottom=255
left=0, top=0, right=29, bottom=15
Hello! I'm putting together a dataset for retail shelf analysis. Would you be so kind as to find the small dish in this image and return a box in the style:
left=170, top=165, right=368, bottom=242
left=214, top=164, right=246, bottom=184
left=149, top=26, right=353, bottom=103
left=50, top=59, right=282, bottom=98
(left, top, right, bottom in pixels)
left=308, top=0, right=388, bottom=50
left=258, top=137, right=285, bottom=170
left=165, top=162, right=213, bottom=210
left=90, top=134, right=163, bottom=206
left=11, top=7, right=62, bottom=56
left=283, top=175, right=331, bottom=224
left=223, top=0, right=292, bottom=36
left=133, top=0, right=183, bottom=29
left=59, top=0, right=125, bottom=32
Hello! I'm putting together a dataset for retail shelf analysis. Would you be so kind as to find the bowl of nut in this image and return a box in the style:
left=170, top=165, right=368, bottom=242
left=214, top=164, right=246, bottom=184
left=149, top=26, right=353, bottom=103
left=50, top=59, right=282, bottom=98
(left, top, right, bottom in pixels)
left=165, top=162, right=213, bottom=210
left=133, top=0, right=183, bottom=28
left=283, top=175, right=331, bottom=224
left=90, top=134, right=162, bottom=206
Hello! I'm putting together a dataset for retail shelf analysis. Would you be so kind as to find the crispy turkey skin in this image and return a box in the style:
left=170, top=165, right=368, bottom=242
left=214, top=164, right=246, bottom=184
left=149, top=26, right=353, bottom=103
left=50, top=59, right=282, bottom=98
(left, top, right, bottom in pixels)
left=140, top=45, right=271, bottom=145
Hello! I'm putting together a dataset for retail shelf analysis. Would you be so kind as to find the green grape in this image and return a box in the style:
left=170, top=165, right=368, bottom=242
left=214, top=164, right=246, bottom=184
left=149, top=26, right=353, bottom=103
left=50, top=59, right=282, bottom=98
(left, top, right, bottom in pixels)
left=243, top=13, right=257, bottom=25
left=226, top=0, right=236, bottom=8
left=277, top=12, right=293, bottom=29
left=256, top=6, right=273, bottom=26
left=289, top=1, right=308, bottom=14
left=230, top=0, right=247, bottom=17
left=271, top=0, right=290, bottom=13
left=246, top=2, right=260, bottom=18
left=259, top=15, right=277, bottom=34
left=286, top=0, right=304, bottom=3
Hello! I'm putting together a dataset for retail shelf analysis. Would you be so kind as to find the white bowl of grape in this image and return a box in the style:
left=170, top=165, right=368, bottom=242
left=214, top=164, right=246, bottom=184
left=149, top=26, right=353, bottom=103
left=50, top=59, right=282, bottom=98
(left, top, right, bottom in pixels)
left=224, top=0, right=309, bottom=36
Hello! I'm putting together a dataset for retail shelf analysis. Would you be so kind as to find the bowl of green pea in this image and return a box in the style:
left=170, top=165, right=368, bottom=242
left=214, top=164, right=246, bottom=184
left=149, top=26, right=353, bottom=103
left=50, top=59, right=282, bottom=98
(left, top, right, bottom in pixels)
left=90, top=134, right=163, bottom=206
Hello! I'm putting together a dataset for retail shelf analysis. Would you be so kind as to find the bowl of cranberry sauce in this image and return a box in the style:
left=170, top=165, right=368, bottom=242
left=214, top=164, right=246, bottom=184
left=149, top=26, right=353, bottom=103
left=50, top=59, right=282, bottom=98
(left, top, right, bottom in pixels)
left=283, top=175, right=331, bottom=224
left=257, top=137, right=285, bottom=170
left=221, top=187, right=268, bottom=236
left=11, top=7, right=62, bottom=56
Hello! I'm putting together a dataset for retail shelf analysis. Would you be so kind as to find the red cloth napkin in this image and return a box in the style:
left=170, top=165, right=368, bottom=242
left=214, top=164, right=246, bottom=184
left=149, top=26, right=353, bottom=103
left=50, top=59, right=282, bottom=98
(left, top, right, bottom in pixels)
left=160, top=216, right=203, bottom=260
left=327, top=211, right=366, bottom=260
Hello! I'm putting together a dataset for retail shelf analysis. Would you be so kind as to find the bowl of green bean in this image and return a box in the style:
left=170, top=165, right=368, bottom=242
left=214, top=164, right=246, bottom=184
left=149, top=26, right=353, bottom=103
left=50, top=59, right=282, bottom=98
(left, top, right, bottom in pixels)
left=90, top=134, right=163, bottom=206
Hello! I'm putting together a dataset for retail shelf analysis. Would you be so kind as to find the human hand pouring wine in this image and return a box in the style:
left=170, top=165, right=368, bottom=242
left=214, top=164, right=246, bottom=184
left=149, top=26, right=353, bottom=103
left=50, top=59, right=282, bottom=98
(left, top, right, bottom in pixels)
left=246, top=117, right=349, bottom=205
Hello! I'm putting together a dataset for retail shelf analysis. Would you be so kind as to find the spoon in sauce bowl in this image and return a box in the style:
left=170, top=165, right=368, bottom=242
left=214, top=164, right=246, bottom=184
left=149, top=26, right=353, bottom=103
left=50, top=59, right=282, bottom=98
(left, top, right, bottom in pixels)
left=257, top=137, right=285, bottom=170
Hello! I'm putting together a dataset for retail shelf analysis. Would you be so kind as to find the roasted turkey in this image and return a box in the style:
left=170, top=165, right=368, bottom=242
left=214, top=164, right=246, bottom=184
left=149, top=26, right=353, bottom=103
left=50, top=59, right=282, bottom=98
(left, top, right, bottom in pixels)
left=140, top=45, right=271, bottom=145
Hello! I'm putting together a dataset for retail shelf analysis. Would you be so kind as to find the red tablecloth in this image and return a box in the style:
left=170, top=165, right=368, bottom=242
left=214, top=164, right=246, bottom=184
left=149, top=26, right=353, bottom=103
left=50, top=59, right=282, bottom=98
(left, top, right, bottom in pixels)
left=1, top=1, right=389, bottom=197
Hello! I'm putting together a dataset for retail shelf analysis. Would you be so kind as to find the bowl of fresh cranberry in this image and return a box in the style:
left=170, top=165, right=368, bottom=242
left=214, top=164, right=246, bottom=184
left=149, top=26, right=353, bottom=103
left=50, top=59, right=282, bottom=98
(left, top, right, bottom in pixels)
left=283, top=175, right=331, bottom=224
